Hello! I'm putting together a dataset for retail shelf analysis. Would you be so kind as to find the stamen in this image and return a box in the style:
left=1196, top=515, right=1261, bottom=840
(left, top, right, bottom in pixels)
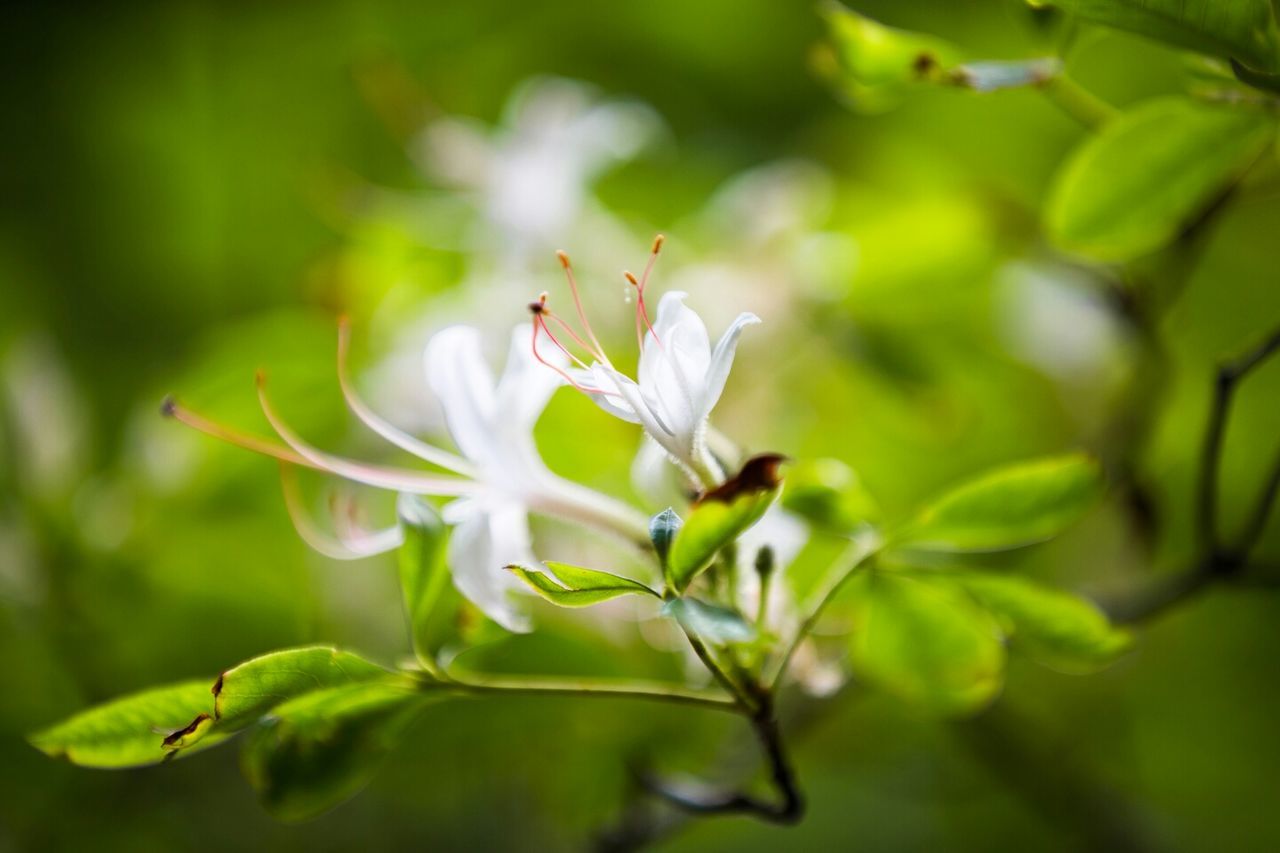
left=529, top=317, right=620, bottom=398
left=556, top=249, right=611, bottom=366
left=279, top=462, right=403, bottom=560
left=336, top=318, right=477, bottom=477
left=255, top=372, right=477, bottom=496
left=161, top=395, right=319, bottom=470
left=624, top=269, right=661, bottom=350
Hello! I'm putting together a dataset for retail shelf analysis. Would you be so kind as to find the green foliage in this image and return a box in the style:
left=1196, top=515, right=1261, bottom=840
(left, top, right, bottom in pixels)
left=397, top=495, right=452, bottom=667
left=28, top=680, right=226, bottom=768
left=213, top=646, right=392, bottom=729
left=952, top=572, right=1132, bottom=673
left=667, top=456, right=784, bottom=592
left=662, top=597, right=757, bottom=646
left=848, top=572, right=1005, bottom=715
left=783, top=458, right=880, bottom=533
left=892, top=454, right=1102, bottom=553
left=507, top=562, right=659, bottom=607
left=1032, top=0, right=1280, bottom=71
left=1047, top=98, right=1275, bottom=261
left=240, top=681, right=429, bottom=822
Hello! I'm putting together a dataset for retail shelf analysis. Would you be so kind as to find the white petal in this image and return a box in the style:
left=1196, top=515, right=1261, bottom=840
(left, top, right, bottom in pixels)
left=639, top=292, right=711, bottom=440
left=279, top=465, right=404, bottom=560
left=495, top=325, right=565, bottom=430
left=424, top=326, right=499, bottom=465
left=699, top=311, right=760, bottom=420
left=577, top=363, right=641, bottom=424
left=446, top=502, right=532, bottom=633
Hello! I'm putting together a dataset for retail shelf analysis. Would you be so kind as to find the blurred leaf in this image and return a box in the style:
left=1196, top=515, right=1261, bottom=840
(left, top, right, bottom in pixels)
left=397, top=495, right=451, bottom=667
left=953, top=572, right=1133, bottom=673
left=240, top=680, right=429, bottom=822
left=892, top=454, right=1102, bottom=553
left=507, top=562, right=659, bottom=607
left=783, top=458, right=880, bottom=533
left=1047, top=98, right=1274, bottom=261
left=668, top=455, right=784, bottom=592
left=661, top=597, right=757, bottom=646
left=28, top=680, right=227, bottom=768
left=1033, top=0, right=1280, bottom=71
left=820, top=2, right=962, bottom=111
left=214, top=646, right=391, bottom=729
left=848, top=572, right=1004, bottom=714
left=649, top=507, right=683, bottom=569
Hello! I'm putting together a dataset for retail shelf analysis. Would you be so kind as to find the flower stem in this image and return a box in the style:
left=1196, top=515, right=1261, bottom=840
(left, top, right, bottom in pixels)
left=1041, top=73, right=1116, bottom=130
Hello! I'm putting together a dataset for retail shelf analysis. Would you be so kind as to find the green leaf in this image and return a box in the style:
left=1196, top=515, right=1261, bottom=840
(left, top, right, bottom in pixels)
left=507, top=562, right=658, bottom=607
left=893, top=454, right=1102, bottom=553
left=1047, top=98, right=1274, bottom=262
left=953, top=573, right=1132, bottom=673
left=397, top=494, right=452, bottom=667
left=240, top=680, right=429, bottom=822
left=28, top=680, right=227, bottom=768
left=668, top=454, right=785, bottom=592
left=649, top=508, right=683, bottom=568
left=848, top=572, right=1004, bottom=715
left=1033, top=0, right=1280, bottom=71
left=214, top=646, right=391, bottom=730
left=662, top=597, right=757, bottom=646
left=782, top=458, right=880, bottom=533
left=819, top=2, right=963, bottom=111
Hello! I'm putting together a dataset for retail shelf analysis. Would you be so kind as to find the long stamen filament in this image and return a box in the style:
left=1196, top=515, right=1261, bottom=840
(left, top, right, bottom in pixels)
left=556, top=250, right=612, bottom=367
left=529, top=318, right=620, bottom=398
left=161, top=396, right=320, bottom=470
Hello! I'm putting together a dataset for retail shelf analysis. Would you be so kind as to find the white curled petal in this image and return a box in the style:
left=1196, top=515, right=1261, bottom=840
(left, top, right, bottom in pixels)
left=279, top=466, right=405, bottom=560
left=581, top=364, right=642, bottom=424
left=639, top=292, right=711, bottom=439
left=425, top=326, right=498, bottom=464
left=446, top=504, right=532, bottom=633
left=699, top=312, right=760, bottom=420
left=496, top=325, right=565, bottom=430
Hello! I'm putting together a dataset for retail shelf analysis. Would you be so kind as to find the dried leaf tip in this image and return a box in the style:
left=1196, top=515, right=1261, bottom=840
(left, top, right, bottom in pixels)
left=699, top=453, right=788, bottom=504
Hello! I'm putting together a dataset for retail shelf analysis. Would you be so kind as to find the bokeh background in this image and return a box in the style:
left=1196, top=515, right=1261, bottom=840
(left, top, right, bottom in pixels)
left=3, top=0, right=1279, bottom=850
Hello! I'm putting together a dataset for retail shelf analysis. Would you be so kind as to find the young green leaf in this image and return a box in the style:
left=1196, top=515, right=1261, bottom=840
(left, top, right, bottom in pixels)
left=1047, top=98, right=1274, bottom=262
left=953, top=573, right=1132, bottom=674
left=667, top=454, right=785, bottom=592
left=661, top=597, right=757, bottom=646
left=28, top=680, right=227, bottom=768
left=507, top=562, right=659, bottom=607
left=1033, top=0, right=1280, bottom=72
left=892, top=453, right=1102, bottom=553
left=819, top=2, right=963, bottom=111
left=848, top=572, right=1004, bottom=715
left=214, top=646, right=392, bottom=729
left=649, top=508, right=683, bottom=568
left=782, top=457, right=880, bottom=533
left=397, top=494, right=452, bottom=668
left=240, top=680, right=429, bottom=822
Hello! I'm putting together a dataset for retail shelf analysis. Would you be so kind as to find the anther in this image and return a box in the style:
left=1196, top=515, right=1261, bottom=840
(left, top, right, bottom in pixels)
left=651, top=234, right=665, bottom=254
left=556, top=250, right=571, bottom=269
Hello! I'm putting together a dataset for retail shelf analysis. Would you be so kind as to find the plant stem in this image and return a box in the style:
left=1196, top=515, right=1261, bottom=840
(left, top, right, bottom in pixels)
left=1041, top=73, right=1116, bottom=130
left=769, top=536, right=878, bottom=688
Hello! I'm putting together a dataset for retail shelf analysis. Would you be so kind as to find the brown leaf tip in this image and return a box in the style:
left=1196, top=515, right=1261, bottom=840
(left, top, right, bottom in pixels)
left=699, top=453, right=787, bottom=504
left=162, top=713, right=211, bottom=748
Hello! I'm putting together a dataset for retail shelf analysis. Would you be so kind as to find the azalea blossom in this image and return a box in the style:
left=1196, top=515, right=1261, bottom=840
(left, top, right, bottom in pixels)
left=529, top=236, right=759, bottom=489
left=164, top=322, right=649, bottom=632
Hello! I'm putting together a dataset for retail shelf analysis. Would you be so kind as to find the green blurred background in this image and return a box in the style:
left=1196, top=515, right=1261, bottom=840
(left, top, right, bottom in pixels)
left=2, top=0, right=1278, bottom=850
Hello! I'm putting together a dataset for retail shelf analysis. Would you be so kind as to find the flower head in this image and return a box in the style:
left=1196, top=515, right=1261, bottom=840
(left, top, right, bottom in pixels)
left=529, top=236, right=760, bottom=488
left=164, top=321, right=648, bottom=632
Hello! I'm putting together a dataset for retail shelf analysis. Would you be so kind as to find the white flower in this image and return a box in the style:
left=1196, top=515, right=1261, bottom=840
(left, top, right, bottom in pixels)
left=166, top=322, right=648, bottom=633
left=577, top=292, right=759, bottom=484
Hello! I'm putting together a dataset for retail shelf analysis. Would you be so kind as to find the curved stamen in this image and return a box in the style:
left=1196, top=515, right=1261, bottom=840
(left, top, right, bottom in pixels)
left=161, top=396, right=320, bottom=470
left=556, top=250, right=611, bottom=367
left=256, top=372, right=478, bottom=496
left=528, top=316, right=619, bottom=397
left=279, top=462, right=403, bottom=559
left=337, top=318, right=477, bottom=477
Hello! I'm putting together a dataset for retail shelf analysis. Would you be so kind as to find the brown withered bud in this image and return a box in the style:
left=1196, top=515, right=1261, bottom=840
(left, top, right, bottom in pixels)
left=698, top=453, right=787, bottom=505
